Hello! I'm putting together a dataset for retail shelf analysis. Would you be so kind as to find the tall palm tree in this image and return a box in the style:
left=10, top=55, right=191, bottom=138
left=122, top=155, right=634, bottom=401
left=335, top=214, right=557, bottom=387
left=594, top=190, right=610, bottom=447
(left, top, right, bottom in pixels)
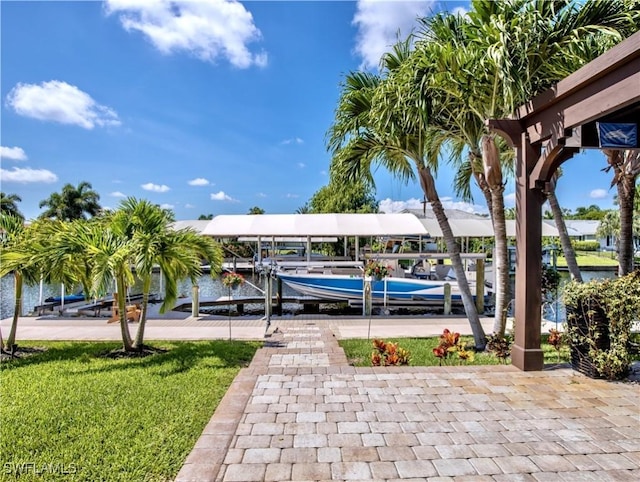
left=39, top=181, right=101, bottom=221
left=408, top=0, right=638, bottom=335
left=0, top=192, right=24, bottom=219
left=603, top=149, right=640, bottom=275
left=111, top=198, right=223, bottom=349
left=0, top=214, right=44, bottom=351
left=327, top=42, right=487, bottom=350
left=544, top=170, right=583, bottom=281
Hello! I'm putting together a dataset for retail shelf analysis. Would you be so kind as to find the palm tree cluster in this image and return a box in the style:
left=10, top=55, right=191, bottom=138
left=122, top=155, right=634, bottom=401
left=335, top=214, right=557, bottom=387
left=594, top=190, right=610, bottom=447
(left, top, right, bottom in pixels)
left=0, top=198, right=223, bottom=353
left=327, top=0, right=639, bottom=344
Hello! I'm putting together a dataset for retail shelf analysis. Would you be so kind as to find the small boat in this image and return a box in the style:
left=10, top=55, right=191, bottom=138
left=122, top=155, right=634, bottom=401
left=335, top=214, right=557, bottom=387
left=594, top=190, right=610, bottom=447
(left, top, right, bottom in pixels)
left=44, top=292, right=85, bottom=304
left=277, top=272, right=475, bottom=302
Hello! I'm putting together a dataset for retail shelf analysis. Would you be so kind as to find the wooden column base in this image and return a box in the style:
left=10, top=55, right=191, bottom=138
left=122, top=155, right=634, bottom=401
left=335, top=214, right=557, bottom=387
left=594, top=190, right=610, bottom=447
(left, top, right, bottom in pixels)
left=511, top=345, right=544, bottom=371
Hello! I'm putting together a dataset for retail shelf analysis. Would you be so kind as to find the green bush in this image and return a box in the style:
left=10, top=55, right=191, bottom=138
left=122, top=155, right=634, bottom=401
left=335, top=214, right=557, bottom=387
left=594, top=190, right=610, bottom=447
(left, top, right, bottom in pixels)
left=571, top=240, right=600, bottom=251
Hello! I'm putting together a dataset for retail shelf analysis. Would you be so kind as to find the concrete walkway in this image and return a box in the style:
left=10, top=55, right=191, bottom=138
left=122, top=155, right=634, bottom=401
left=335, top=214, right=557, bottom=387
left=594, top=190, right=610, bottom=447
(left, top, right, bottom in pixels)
left=175, top=319, right=640, bottom=482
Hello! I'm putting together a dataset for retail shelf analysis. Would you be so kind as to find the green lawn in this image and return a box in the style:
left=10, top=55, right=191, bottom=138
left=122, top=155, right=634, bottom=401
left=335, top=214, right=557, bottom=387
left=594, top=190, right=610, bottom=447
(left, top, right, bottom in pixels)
left=556, top=251, right=619, bottom=267
left=0, top=340, right=260, bottom=482
left=339, top=335, right=570, bottom=367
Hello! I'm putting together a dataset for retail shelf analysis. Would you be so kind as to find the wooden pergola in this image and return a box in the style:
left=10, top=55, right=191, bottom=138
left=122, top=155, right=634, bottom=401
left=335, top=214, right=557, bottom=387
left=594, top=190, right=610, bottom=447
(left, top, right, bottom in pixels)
left=488, top=31, right=640, bottom=371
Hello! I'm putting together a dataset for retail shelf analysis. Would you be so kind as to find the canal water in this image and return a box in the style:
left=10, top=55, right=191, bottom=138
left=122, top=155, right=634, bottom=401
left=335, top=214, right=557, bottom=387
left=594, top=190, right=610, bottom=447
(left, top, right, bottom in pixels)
left=1, top=269, right=616, bottom=321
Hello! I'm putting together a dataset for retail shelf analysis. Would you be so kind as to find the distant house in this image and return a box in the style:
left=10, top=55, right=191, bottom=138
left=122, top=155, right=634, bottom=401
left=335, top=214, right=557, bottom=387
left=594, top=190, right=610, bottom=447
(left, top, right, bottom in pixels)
left=564, top=219, right=615, bottom=250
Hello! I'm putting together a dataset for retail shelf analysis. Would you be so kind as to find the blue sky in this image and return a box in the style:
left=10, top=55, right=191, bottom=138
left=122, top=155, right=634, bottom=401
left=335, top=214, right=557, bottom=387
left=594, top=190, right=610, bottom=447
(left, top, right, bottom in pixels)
left=1, top=0, right=621, bottom=221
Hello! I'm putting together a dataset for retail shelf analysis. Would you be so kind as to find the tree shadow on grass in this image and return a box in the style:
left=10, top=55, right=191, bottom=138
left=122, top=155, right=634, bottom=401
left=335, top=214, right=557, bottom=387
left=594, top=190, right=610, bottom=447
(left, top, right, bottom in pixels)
left=0, top=340, right=261, bottom=376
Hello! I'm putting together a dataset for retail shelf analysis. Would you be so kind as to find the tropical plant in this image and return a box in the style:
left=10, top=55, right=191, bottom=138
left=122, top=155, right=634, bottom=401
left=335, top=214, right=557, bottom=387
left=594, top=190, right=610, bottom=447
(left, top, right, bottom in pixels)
left=0, top=215, right=46, bottom=351
left=0, top=192, right=23, bottom=219
left=371, top=339, right=411, bottom=366
left=247, top=206, right=265, bottom=215
left=564, top=270, right=640, bottom=380
left=111, top=197, right=223, bottom=350
left=408, top=0, right=639, bottom=335
left=306, top=177, right=378, bottom=214
left=326, top=40, right=487, bottom=350
left=39, top=181, right=101, bottom=221
left=486, top=332, right=512, bottom=364
left=603, top=149, right=640, bottom=275
left=432, top=328, right=475, bottom=365
left=544, top=170, right=583, bottom=281
left=547, top=328, right=563, bottom=363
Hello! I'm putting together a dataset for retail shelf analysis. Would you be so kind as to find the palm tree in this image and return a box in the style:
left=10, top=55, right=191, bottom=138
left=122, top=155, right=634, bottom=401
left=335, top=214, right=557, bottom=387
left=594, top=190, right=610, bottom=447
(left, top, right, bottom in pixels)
left=39, top=181, right=101, bottom=221
left=0, top=192, right=24, bottom=219
left=407, top=0, right=638, bottom=335
left=111, top=198, right=223, bottom=349
left=327, top=42, right=487, bottom=350
left=603, top=149, right=640, bottom=275
left=0, top=214, right=44, bottom=351
left=544, top=170, right=583, bottom=281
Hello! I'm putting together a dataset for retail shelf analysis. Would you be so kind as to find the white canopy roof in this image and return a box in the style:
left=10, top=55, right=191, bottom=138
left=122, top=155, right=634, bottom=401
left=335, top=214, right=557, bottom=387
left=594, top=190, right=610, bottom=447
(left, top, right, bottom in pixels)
left=418, top=218, right=576, bottom=237
left=201, top=213, right=429, bottom=237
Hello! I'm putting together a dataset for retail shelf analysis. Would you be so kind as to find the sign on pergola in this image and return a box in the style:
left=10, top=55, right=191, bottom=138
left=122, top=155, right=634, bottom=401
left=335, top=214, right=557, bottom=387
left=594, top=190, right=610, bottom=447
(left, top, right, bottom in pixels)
left=488, top=31, right=640, bottom=371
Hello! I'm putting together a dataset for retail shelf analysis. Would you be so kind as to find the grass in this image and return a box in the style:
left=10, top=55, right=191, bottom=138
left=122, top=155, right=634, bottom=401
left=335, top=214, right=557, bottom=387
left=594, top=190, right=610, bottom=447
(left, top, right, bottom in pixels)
left=339, top=334, right=571, bottom=367
left=556, top=251, right=619, bottom=267
left=0, top=340, right=260, bottom=482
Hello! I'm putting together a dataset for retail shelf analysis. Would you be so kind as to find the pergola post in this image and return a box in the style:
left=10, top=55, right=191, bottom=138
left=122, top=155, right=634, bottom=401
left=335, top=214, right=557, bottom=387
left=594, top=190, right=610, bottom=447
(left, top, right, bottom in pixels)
left=512, top=135, right=544, bottom=371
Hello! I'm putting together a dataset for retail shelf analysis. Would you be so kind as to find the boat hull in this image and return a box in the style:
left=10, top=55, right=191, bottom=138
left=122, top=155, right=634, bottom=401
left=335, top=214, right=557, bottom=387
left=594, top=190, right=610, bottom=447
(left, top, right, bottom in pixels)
left=277, top=273, right=468, bottom=301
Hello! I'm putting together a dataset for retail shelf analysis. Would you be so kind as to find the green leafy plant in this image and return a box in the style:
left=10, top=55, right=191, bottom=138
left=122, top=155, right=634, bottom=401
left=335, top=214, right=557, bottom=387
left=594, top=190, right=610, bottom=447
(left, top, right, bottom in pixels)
left=364, top=260, right=391, bottom=279
left=371, top=339, right=410, bottom=366
left=486, top=332, right=512, bottom=364
left=541, top=264, right=561, bottom=298
left=432, top=329, right=475, bottom=366
left=563, top=270, right=640, bottom=380
left=221, top=271, right=245, bottom=288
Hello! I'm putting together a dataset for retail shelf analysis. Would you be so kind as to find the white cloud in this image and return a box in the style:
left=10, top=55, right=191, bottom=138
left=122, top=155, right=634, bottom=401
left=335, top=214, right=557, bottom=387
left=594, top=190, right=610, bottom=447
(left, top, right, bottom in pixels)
left=281, top=137, right=304, bottom=145
left=504, top=192, right=516, bottom=207
left=590, top=188, right=608, bottom=199
left=188, top=177, right=210, bottom=186
left=285, top=193, right=299, bottom=199
left=185, top=203, right=196, bottom=208
left=352, top=0, right=435, bottom=70
left=110, top=191, right=127, bottom=198
left=297, top=162, right=306, bottom=168
left=105, top=0, right=267, bottom=68
left=6, top=80, right=120, bottom=129
left=320, top=170, right=327, bottom=176
left=210, top=191, right=235, bottom=201
left=0, top=146, right=27, bottom=161
left=1, top=167, right=58, bottom=183
left=451, top=6, right=469, bottom=16
left=141, top=182, right=170, bottom=192
left=256, top=192, right=267, bottom=198
left=160, top=203, right=175, bottom=210
left=378, top=197, right=488, bottom=215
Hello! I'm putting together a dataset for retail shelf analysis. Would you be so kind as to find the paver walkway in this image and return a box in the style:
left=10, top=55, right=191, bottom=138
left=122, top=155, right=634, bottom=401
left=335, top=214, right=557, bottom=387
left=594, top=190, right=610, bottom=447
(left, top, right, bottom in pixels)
left=176, top=319, right=640, bottom=482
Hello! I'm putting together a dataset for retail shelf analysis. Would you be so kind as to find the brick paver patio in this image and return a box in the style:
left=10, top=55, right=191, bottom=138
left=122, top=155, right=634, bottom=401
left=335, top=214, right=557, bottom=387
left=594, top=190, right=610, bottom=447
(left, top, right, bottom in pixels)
left=175, top=319, right=640, bottom=482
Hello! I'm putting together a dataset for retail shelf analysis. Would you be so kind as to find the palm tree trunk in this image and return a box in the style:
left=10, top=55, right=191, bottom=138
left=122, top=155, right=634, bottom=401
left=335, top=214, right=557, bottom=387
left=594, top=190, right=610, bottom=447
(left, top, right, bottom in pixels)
left=116, top=276, right=133, bottom=351
left=546, top=188, right=582, bottom=282
left=489, top=186, right=511, bottom=336
left=418, top=166, right=486, bottom=350
left=133, top=277, right=152, bottom=349
left=481, top=136, right=510, bottom=336
left=618, top=175, right=636, bottom=276
left=5, top=272, right=23, bottom=350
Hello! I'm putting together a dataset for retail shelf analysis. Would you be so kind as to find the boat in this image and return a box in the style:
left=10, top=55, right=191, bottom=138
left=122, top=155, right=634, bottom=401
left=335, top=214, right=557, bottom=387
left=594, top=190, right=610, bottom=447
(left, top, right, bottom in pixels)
left=44, top=292, right=85, bottom=304
left=277, top=272, right=476, bottom=302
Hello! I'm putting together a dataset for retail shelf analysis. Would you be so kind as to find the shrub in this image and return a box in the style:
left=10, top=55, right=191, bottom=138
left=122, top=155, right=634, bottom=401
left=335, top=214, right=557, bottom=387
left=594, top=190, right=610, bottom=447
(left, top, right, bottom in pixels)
left=432, top=329, right=475, bottom=365
left=571, top=240, right=601, bottom=252
left=486, top=332, right=512, bottom=363
left=371, top=339, right=410, bottom=366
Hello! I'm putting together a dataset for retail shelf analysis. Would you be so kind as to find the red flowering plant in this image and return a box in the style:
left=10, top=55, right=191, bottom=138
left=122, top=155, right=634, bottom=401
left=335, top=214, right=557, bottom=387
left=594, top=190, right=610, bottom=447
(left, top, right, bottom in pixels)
left=432, top=328, right=474, bottom=365
left=364, top=260, right=391, bottom=279
left=221, top=272, right=245, bottom=288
